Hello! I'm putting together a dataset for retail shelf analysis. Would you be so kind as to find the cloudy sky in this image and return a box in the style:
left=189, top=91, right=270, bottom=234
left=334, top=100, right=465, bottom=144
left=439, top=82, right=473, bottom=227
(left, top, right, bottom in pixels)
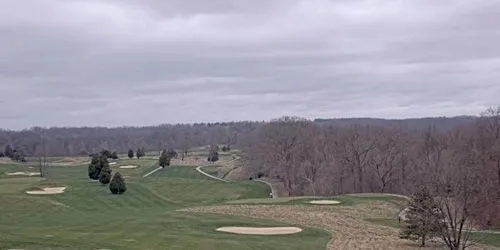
left=1, top=0, right=499, bottom=129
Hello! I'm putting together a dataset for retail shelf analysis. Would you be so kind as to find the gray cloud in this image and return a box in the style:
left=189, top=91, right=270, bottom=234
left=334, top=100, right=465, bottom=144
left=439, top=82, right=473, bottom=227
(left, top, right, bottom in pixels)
left=0, top=0, right=499, bottom=129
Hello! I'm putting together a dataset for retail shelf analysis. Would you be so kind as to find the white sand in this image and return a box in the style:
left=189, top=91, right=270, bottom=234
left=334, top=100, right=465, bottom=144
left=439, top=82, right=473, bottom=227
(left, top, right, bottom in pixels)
left=216, top=227, right=302, bottom=235
left=26, top=187, right=66, bottom=195
left=6, top=172, right=39, bottom=176
left=119, top=165, right=137, bottom=169
left=109, top=162, right=117, bottom=165
left=309, top=200, right=342, bottom=205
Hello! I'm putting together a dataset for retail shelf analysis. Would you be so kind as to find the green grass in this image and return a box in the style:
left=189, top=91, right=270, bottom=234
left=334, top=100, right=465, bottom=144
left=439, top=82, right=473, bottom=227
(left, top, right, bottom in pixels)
left=0, top=161, right=330, bottom=250
left=365, top=218, right=500, bottom=247
left=201, top=165, right=220, bottom=176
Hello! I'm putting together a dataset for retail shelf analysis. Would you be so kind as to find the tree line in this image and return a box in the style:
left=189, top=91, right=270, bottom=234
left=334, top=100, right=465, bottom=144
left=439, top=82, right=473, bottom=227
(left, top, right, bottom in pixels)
left=245, top=108, right=500, bottom=229
left=0, top=117, right=477, bottom=159
left=0, top=122, right=258, bottom=157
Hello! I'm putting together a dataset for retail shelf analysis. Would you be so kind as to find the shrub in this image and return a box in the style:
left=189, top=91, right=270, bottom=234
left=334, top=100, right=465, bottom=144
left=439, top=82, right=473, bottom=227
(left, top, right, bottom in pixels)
left=88, top=153, right=109, bottom=180
left=159, top=151, right=171, bottom=168
left=109, top=172, right=127, bottom=194
left=99, top=166, right=112, bottom=184
left=109, top=151, right=118, bottom=160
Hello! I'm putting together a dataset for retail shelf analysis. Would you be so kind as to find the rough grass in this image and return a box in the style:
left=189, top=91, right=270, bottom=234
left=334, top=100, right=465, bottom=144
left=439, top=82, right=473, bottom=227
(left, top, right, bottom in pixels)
left=226, top=195, right=409, bottom=208
left=366, top=218, right=500, bottom=248
left=184, top=199, right=499, bottom=249
left=0, top=160, right=328, bottom=250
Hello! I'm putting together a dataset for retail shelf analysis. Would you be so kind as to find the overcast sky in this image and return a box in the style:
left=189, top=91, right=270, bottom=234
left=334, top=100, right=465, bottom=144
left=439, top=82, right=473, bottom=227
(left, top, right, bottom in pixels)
left=1, top=0, right=499, bottom=129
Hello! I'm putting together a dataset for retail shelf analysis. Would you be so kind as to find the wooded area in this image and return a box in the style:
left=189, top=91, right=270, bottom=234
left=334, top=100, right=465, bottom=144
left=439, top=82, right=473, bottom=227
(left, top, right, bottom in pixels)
left=246, top=108, right=500, bottom=228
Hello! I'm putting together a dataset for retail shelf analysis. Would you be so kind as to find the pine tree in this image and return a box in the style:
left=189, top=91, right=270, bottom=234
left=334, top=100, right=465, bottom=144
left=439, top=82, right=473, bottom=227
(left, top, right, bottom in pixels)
left=99, top=166, right=112, bottom=184
left=109, top=151, right=117, bottom=159
left=400, top=186, right=441, bottom=246
left=159, top=151, right=171, bottom=168
left=88, top=153, right=109, bottom=180
left=109, top=172, right=127, bottom=194
left=136, top=148, right=145, bottom=159
left=207, top=145, right=219, bottom=162
left=166, top=148, right=177, bottom=159
left=128, top=149, right=134, bottom=159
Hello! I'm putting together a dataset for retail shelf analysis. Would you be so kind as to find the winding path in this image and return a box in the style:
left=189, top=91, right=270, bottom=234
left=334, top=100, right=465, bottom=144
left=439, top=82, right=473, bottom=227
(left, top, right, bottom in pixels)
left=196, top=166, right=229, bottom=183
left=254, top=179, right=278, bottom=198
left=143, top=167, right=162, bottom=178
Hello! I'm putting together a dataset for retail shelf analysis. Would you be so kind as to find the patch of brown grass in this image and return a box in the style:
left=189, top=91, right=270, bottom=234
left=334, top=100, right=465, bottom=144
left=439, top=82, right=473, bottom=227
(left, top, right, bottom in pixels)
left=52, top=157, right=89, bottom=166
left=171, top=155, right=245, bottom=179
left=180, top=201, right=491, bottom=249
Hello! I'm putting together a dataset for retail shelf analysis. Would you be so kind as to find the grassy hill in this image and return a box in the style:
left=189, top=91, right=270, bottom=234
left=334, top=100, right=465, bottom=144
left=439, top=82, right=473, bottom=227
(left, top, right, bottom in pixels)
left=0, top=157, right=329, bottom=250
left=1, top=155, right=498, bottom=249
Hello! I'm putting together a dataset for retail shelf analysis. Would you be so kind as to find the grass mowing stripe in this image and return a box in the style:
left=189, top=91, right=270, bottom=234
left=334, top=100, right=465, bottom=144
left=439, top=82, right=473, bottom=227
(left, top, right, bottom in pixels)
left=1, top=157, right=331, bottom=250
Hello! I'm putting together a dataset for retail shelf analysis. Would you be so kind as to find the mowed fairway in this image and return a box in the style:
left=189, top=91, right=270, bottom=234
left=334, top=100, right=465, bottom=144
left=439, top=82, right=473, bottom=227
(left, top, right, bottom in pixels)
left=0, top=157, right=330, bottom=250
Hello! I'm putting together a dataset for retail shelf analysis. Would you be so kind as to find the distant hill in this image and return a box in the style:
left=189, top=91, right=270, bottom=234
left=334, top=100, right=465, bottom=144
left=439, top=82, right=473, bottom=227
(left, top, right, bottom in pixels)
left=314, top=116, right=478, bottom=131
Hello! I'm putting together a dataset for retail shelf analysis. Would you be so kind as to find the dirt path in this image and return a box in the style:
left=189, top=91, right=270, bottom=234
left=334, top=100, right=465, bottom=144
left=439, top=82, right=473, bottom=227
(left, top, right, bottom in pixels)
left=196, top=166, right=229, bottom=183
left=143, top=167, right=162, bottom=178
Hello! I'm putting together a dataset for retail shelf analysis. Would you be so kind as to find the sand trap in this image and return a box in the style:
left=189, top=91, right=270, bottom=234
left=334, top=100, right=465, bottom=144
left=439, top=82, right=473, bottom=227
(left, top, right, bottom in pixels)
left=309, top=200, right=342, bottom=205
left=119, top=165, right=137, bottom=169
left=26, top=187, right=66, bottom=195
left=216, top=227, right=302, bottom=235
left=109, top=162, right=117, bottom=165
left=6, top=172, right=39, bottom=176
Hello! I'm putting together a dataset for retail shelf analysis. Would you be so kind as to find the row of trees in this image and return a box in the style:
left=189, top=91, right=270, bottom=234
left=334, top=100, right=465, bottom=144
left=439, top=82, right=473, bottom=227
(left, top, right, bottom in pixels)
left=246, top=108, right=500, bottom=229
left=128, top=148, right=146, bottom=159
left=88, top=152, right=126, bottom=194
left=0, top=123, right=251, bottom=157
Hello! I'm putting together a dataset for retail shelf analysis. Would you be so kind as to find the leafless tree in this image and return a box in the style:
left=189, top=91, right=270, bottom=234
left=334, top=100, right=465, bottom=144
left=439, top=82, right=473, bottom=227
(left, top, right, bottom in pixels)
left=366, top=127, right=402, bottom=192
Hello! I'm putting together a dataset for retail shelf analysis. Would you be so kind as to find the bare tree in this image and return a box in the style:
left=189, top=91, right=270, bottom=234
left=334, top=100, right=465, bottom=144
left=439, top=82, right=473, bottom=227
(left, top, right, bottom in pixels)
left=367, top=128, right=401, bottom=192
left=38, top=136, right=47, bottom=177
left=340, top=125, right=378, bottom=193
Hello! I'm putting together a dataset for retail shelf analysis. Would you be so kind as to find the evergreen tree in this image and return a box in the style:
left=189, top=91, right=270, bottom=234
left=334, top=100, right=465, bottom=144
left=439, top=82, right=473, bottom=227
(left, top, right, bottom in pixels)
left=99, top=166, right=112, bottom=184
left=109, top=151, right=118, bottom=160
left=400, top=186, right=441, bottom=246
left=207, top=144, right=219, bottom=162
left=159, top=151, right=171, bottom=168
left=222, top=145, right=231, bottom=152
left=128, top=149, right=134, bottom=159
left=100, top=149, right=111, bottom=158
left=88, top=153, right=109, bottom=180
left=136, top=148, right=145, bottom=159
left=166, top=148, right=177, bottom=159
left=109, top=172, right=127, bottom=194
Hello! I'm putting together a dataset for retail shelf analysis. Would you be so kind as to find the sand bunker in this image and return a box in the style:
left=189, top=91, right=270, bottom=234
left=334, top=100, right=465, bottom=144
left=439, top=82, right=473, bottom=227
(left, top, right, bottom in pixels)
left=119, top=165, right=137, bottom=169
left=26, top=187, right=66, bottom=195
left=216, top=227, right=302, bottom=235
left=109, top=162, right=117, bottom=165
left=309, top=200, right=342, bottom=205
left=6, top=172, right=39, bottom=176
